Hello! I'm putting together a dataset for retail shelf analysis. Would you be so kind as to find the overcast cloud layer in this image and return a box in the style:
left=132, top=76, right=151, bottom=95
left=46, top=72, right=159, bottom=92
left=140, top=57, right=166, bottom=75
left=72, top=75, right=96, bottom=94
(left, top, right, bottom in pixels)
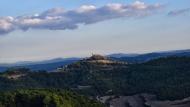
left=0, top=1, right=163, bottom=35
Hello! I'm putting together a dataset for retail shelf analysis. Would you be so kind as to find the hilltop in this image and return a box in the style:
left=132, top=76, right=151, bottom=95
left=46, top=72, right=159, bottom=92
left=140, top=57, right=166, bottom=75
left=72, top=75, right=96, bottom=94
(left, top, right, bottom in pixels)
left=0, top=56, right=190, bottom=101
left=59, top=54, right=127, bottom=72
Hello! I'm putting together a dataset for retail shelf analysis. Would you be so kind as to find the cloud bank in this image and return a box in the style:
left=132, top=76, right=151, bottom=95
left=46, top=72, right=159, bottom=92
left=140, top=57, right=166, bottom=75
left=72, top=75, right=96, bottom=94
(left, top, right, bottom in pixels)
left=168, top=8, right=190, bottom=16
left=0, top=1, right=163, bottom=35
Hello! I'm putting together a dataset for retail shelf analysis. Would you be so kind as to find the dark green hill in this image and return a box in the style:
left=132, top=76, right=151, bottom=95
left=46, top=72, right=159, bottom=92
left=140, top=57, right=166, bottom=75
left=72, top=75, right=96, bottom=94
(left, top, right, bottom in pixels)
left=0, top=56, right=190, bottom=100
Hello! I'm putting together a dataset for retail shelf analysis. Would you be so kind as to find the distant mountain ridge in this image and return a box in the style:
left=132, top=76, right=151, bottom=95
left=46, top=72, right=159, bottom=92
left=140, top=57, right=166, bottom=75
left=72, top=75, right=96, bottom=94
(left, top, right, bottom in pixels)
left=0, top=58, right=80, bottom=72
left=0, top=49, right=189, bottom=72
left=111, top=49, right=190, bottom=63
left=0, top=57, right=80, bottom=66
left=108, top=53, right=139, bottom=58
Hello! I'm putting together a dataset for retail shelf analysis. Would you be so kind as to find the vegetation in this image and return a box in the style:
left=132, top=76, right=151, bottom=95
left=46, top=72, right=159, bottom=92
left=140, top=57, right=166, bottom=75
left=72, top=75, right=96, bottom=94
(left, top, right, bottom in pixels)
left=0, top=56, right=190, bottom=100
left=0, top=89, right=105, bottom=107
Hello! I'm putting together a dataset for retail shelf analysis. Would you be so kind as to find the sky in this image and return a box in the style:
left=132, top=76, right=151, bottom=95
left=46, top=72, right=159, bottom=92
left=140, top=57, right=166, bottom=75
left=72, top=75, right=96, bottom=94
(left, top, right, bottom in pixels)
left=0, top=0, right=190, bottom=63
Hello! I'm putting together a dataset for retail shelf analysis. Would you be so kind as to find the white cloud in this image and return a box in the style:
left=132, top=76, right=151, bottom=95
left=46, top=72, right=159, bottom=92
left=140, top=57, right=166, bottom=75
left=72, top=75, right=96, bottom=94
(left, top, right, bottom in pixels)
left=0, top=1, right=163, bottom=35
left=77, top=5, right=96, bottom=13
left=132, top=1, right=147, bottom=9
left=0, top=17, right=15, bottom=34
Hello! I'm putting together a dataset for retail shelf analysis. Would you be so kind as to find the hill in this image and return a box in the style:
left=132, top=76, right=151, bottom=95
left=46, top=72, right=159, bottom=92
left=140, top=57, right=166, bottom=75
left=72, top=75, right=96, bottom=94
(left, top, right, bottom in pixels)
left=0, top=56, right=190, bottom=101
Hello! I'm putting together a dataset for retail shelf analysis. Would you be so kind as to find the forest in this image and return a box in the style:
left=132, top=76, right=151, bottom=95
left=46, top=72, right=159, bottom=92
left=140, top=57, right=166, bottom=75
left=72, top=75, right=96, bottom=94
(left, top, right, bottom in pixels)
left=0, top=89, right=104, bottom=107
left=0, top=56, right=190, bottom=101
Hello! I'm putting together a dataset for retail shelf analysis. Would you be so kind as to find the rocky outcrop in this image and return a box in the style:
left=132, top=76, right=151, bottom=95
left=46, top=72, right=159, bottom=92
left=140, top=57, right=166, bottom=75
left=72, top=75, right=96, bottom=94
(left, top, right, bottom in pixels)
left=98, top=94, right=190, bottom=107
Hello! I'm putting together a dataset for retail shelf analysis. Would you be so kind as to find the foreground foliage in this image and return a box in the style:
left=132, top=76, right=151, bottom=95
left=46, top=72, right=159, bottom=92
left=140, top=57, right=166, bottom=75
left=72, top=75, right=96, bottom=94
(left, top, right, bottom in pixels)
left=0, top=89, right=105, bottom=107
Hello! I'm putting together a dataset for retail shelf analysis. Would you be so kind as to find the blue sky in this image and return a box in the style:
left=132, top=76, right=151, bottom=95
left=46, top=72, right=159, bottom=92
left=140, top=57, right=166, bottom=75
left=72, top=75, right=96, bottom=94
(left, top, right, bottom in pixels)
left=0, top=0, right=190, bottom=63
